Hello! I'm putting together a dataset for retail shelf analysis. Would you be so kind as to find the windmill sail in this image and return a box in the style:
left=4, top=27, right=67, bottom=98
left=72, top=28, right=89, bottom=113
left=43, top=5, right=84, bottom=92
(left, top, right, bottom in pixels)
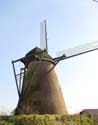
left=40, top=20, right=48, bottom=51
left=55, top=41, right=98, bottom=63
left=12, top=61, right=25, bottom=98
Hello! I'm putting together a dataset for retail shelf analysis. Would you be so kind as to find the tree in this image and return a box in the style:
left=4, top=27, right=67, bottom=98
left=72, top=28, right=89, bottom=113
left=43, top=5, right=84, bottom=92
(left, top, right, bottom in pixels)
left=92, top=0, right=98, bottom=2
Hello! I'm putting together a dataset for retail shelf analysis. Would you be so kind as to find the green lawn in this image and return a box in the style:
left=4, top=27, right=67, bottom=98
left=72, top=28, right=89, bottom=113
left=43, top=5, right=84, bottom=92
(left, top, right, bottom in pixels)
left=0, top=114, right=97, bottom=125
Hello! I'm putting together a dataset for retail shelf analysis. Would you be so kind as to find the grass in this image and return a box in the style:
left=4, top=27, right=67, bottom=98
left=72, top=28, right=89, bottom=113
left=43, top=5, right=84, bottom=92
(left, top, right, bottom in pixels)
left=0, top=114, right=98, bottom=125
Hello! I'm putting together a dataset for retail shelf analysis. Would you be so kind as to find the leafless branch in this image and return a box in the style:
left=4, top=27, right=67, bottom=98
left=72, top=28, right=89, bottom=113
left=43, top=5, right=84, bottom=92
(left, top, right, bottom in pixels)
left=92, top=0, right=98, bottom=2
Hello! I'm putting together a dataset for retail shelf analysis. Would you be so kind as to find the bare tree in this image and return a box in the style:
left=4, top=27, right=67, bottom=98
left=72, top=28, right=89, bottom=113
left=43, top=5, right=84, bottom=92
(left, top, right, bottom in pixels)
left=92, top=0, right=98, bottom=2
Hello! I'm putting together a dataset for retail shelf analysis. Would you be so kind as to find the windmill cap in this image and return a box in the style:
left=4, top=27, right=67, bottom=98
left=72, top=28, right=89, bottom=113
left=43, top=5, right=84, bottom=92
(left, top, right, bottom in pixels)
left=20, top=47, right=52, bottom=66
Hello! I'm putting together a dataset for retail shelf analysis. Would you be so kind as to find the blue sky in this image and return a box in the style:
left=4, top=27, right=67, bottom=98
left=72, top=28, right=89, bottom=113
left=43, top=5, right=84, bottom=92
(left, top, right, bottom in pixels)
left=0, top=0, right=98, bottom=114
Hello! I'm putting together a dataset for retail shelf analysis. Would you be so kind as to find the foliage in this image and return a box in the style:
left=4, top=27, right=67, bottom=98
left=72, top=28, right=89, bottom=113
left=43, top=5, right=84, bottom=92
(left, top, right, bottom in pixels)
left=0, top=114, right=98, bottom=125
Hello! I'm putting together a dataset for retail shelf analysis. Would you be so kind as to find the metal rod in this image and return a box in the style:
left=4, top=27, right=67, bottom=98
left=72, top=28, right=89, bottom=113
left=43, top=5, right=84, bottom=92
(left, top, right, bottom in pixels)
left=16, top=72, right=24, bottom=77
left=12, top=57, right=25, bottom=63
left=12, top=61, right=20, bottom=98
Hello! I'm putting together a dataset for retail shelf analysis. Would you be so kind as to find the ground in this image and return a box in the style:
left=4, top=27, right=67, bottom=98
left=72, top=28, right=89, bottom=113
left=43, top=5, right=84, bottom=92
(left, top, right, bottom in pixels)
left=0, top=114, right=97, bottom=125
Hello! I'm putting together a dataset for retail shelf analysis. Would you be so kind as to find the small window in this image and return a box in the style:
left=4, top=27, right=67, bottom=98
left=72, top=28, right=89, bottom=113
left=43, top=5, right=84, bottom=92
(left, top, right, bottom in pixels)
left=32, top=101, right=40, bottom=106
left=32, top=84, right=40, bottom=91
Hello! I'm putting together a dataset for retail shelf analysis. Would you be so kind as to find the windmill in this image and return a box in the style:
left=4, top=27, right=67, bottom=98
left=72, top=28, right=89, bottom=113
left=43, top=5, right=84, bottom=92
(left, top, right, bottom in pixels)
left=12, top=20, right=98, bottom=115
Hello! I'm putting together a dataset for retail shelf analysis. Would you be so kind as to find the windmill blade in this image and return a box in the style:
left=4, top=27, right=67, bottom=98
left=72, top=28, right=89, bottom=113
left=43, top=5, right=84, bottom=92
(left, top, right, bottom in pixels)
left=40, top=20, right=48, bottom=51
left=12, top=61, right=21, bottom=98
left=54, top=41, right=98, bottom=63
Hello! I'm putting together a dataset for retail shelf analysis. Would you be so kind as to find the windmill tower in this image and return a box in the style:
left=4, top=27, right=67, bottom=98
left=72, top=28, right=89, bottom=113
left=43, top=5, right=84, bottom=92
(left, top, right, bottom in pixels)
left=12, top=20, right=68, bottom=114
left=12, top=20, right=98, bottom=115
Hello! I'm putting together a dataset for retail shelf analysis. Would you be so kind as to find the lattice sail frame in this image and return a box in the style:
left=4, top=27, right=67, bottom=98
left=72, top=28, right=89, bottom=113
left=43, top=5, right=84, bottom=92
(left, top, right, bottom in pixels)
left=57, top=41, right=98, bottom=58
left=40, top=20, right=48, bottom=51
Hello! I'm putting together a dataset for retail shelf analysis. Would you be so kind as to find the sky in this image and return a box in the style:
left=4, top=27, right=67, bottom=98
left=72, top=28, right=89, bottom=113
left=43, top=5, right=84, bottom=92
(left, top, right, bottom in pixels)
left=0, top=0, right=98, bottom=114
